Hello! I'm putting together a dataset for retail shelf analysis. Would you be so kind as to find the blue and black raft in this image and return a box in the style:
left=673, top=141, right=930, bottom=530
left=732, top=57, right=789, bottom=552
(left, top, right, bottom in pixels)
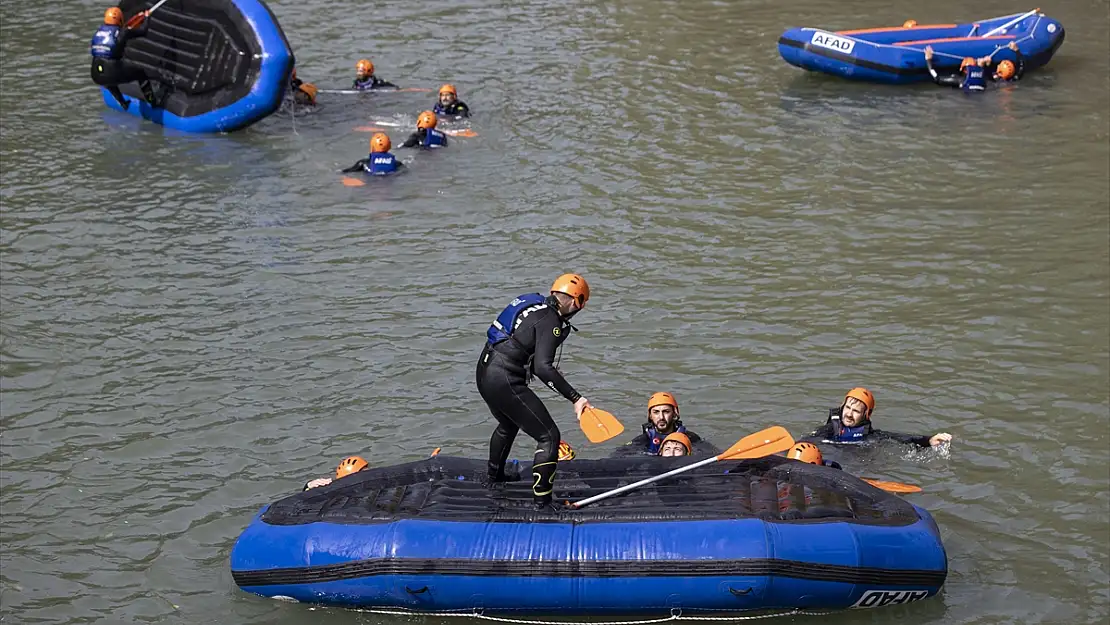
left=230, top=455, right=948, bottom=615
left=778, top=9, right=1065, bottom=84
left=102, top=0, right=294, bottom=132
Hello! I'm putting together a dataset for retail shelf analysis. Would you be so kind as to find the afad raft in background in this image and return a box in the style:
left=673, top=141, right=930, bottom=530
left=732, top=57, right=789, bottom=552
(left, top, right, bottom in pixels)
left=102, top=0, right=294, bottom=133
left=778, top=9, right=1065, bottom=84
left=229, top=456, right=948, bottom=615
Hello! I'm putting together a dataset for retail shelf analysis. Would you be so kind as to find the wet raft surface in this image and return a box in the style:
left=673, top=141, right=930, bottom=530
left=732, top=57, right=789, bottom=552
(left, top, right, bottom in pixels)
left=262, top=456, right=922, bottom=526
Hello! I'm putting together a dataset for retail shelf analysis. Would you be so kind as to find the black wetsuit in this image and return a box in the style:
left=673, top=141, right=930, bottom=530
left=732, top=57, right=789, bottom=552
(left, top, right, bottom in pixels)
left=402, top=128, right=449, bottom=148
left=352, top=76, right=398, bottom=91
left=802, top=408, right=933, bottom=447
left=476, top=294, right=578, bottom=506
left=434, top=101, right=470, bottom=118
left=90, top=20, right=156, bottom=109
left=926, top=57, right=987, bottom=91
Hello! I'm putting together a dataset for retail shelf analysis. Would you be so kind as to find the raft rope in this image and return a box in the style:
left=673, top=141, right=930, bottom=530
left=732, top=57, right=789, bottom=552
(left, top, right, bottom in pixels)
left=339, top=606, right=837, bottom=623
left=830, top=13, right=1045, bottom=62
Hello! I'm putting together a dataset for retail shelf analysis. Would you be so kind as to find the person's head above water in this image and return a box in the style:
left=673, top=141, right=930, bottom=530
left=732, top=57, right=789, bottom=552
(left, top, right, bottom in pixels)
left=840, top=387, right=875, bottom=427
left=787, top=442, right=823, bottom=465
left=104, top=7, right=123, bottom=25
left=660, top=432, right=691, bottom=457
left=902, top=19, right=917, bottom=28
left=356, top=59, right=374, bottom=79
left=996, top=60, right=1016, bottom=80
left=439, top=84, right=458, bottom=106
left=960, top=57, right=977, bottom=73
left=370, top=132, right=391, bottom=154
left=335, top=455, right=369, bottom=479
left=417, top=110, right=438, bottom=130
left=647, top=392, right=680, bottom=433
left=549, top=273, right=589, bottom=317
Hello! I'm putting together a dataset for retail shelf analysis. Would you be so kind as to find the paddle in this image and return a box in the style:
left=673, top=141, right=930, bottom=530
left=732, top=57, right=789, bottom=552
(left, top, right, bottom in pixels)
left=570, top=426, right=795, bottom=509
left=353, top=125, right=478, bottom=138
left=862, top=478, right=922, bottom=494
left=430, top=447, right=441, bottom=458
left=579, top=407, right=624, bottom=443
left=981, top=8, right=1039, bottom=38
left=319, top=88, right=433, bottom=95
left=341, top=177, right=366, bottom=187
left=126, top=0, right=169, bottom=28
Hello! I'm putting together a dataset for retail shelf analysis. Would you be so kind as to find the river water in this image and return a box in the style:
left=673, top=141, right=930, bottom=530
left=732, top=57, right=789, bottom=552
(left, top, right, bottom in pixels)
left=1, top=0, right=1107, bottom=623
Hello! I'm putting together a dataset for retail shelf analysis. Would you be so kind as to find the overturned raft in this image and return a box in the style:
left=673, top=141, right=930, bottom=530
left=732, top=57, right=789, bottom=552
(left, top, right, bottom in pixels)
left=230, top=456, right=948, bottom=615
left=103, top=0, right=294, bottom=132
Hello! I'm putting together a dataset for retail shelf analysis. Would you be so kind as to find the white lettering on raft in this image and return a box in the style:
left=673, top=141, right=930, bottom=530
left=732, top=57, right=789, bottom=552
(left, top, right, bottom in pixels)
left=851, top=589, right=931, bottom=609
left=810, top=31, right=856, bottom=54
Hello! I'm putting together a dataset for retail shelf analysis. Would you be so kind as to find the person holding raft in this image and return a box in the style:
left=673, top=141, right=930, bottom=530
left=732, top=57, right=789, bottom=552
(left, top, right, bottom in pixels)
left=803, top=387, right=953, bottom=448
left=342, top=133, right=404, bottom=176
left=90, top=7, right=159, bottom=110
left=477, top=274, right=593, bottom=509
left=401, top=111, right=449, bottom=149
left=991, top=42, right=1026, bottom=82
left=923, top=46, right=990, bottom=92
left=289, top=69, right=318, bottom=106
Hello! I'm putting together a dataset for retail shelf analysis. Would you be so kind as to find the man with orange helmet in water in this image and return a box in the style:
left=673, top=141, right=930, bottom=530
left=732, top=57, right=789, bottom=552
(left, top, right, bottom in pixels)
left=90, top=6, right=158, bottom=110
left=342, top=132, right=404, bottom=176
left=401, top=111, right=449, bottom=149
left=991, top=42, right=1026, bottom=83
left=923, top=46, right=989, bottom=92
left=351, top=59, right=398, bottom=91
left=612, top=392, right=717, bottom=456
left=477, top=274, right=593, bottom=508
left=433, top=84, right=470, bottom=119
left=803, top=387, right=952, bottom=448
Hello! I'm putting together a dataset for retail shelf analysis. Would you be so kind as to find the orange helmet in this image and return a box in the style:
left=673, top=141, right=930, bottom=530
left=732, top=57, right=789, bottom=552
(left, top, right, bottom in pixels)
left=787, top=442, right=823, bottom=465
left=550, top=273, right=589, bottom=307
left=370, top=132, right=391, bottom=153
left=417, top=111, right=438, bottom=130
left=661, top=432, right=692, bottom=455
left=335, top=455, right=369, bottom=478
left=996, top=60, right=1016, bottom=80
left=844, top=387, right=875, bottom=417
left=104, top=7, right=123, bottom=25
left=647, top=392, right=678, bottom=412
left=960, top=57, right=977, bottom=71
left=356, top=59, right=373, bottom=75
left=558, top=440, right=576, bottom=461
left=439, top=84, right=457, bottom=97
left=902, top=19, right=918, bottom=28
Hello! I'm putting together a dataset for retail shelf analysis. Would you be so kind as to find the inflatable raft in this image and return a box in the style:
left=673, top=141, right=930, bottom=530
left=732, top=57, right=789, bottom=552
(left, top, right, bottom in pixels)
left=102, top=0, right=294, bottom=132
left=778, top=10, right=1065, bottom=84
left=230, top=456, right=948, bottom=615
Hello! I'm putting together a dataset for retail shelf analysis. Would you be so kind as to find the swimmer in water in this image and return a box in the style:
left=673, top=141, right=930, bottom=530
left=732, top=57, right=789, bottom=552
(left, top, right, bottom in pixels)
left=304, top=455, right=368, bottom=490
left=352, top=59, right=398, bottom=91
left=401, top=111, right=449, bottom=149
left=991, top=42, right=1026, bottom=83
left=802, top=387, right=953, bottom=448
left=342, top=132, right=404, bottom=176
left=433, top=84, right=470, bottom=119
left=924, top=46, right=988, bottom=92
left=290, top=68, right=318, bottom=105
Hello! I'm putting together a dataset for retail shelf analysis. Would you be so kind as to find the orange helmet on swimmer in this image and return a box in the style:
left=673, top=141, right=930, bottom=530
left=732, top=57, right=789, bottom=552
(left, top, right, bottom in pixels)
left=417, top=110, right=438, bottom=129
left=996, top=60, right=1016, bottom=80
left=902, top=19, right=918, bottom=28
left=787, top=442, right=823, bottom=465
left=960, top=57, right=977, bottom=71
left=104, top=7, right=123, bottom=25
left=356, top=59, right=373, bottom=75
left=647, top=392, right=678, bottom=412
left=844, top=387, right=875, bottom=417
left=335, top=455, right=369, bottom=478
left=558, top=440, right=576, bottom=461
left=661, top=432, right=692, bottom=455
left=370, top=133, right=391, bottom=153
left=439, top=84, right=457, bottom=97
left=550, top=273, right=590, bottom=307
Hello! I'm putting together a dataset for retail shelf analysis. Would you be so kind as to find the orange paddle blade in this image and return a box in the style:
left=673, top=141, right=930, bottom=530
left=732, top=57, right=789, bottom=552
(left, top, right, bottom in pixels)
left=354, top=126, right=386, bottom=132
left=430, top=447, right=441, bottom=458
left=446, top=129, right=478, bottom=138
left=863, top=478, right=922, bottom=494
left=719, top=426, right=795, bottom=460
left=125, top=11, right=148, bottom=28
left=341, top=177, right=366, bottom=187
left=580, top=407, right=624, bottom=443
left=397, top=87, right=432, bottom=93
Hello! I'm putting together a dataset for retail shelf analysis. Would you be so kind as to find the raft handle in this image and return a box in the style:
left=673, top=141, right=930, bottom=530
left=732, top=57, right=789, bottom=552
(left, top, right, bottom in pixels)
left=405, top=586, right=429, bottom=595
left=728, top=586, right=753, bottom=597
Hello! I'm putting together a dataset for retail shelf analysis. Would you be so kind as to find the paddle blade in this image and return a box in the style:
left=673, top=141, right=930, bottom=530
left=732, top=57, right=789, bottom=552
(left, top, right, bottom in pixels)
left=125, top=10, right=148, bottom=29
left=862, top=478, right=922, bottom=494
left=430, top=447, right=441, bottom=458
left=341, top=177, right=366, bottom=187
left=719, top=426, right=795, bottom=460
left=397, top=87, right=432, bottom=93
left=446, top=129, right=478, bottom=138
left=580, top=407, right=624, bottom=443
left=354, top=126, right=386, bottom=132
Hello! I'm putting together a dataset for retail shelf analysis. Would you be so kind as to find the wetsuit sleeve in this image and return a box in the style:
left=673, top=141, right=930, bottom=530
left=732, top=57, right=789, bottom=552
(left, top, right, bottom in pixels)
left=807, top=422, right=835, bottom=440
left=457, top=102, right=471, bottom=117
left=1014, top=50, right=1026, bottom=80
left=531, top=312, right=581, bottom=403
left=926, top=59, right=963, bottom=87
left=341, top=159, right=367, bottom=173
left=376, top=78, right=399, bottom=89
left=401, top=132, right=420, bottom=148
left=870, top=429, right=932, bottom=448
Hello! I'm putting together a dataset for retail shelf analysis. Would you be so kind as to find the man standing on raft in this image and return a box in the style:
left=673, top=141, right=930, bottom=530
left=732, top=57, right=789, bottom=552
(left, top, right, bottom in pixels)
left=90, top=7, right=158, bottom=110
left=477, top=274, right=593, bottom=509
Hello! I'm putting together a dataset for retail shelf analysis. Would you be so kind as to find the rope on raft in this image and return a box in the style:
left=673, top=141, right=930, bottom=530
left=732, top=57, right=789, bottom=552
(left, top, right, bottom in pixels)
left=337, top=606, right=839, bottom=623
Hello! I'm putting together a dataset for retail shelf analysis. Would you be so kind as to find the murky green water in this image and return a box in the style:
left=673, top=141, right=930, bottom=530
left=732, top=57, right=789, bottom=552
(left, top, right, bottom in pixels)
left=2, top=0, right=1108, bottom=623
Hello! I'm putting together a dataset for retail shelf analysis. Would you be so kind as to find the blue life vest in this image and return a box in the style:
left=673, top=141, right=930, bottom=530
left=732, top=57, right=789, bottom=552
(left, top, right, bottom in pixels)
left=434, top=102, right=466, bottom=116
left=486, top=293, right=548, bottom=346
left=962, top=66, right=986, bottom=92
left=423, top=128, right=447, bottom=148
left=825, top=413, right=872, bottom=444
left=90, top=24, right=121, bottom=59
left=352, top=77, right=375, bottom=91
left=643, top=422, right=688, bottom=454
left=362, top=153, right=399, bottom=175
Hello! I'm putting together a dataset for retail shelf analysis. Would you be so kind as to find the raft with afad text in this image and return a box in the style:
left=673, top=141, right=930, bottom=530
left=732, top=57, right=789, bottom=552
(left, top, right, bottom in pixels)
left=777, top=10, right=1065, bottom=84
left=229, top=455, right=948, bottom=615
left=101, top=0, right=294, bottom=132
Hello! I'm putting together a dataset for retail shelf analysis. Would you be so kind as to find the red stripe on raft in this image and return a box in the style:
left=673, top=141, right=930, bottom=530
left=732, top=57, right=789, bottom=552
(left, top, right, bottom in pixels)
left=895, top=35, right=1014, bottom=46
left=836, top=24, right=957, bottom=35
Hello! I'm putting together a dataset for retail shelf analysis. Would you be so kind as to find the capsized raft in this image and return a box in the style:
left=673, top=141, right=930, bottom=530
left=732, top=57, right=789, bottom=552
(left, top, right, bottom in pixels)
left=230, top=456, right=948, bottom=615
left=778, top=10, right=1065, bottom=84
left=102, top=0, right=294, bottom=132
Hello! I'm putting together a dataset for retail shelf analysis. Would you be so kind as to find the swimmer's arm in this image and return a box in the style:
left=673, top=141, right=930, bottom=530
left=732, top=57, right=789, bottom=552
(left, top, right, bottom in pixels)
left=926, top=58, right=962, bottom=87
left=531, top=313, right=581, bottom=403
left=341, top=159, right=367, bottom=173
left=401, top=133, right=421, bottom=148
left=869, top=429, right=932, bottom=448
left=457, top=102, right=471, bottom=117
left=1014, top=50, right=1026, bottom=80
